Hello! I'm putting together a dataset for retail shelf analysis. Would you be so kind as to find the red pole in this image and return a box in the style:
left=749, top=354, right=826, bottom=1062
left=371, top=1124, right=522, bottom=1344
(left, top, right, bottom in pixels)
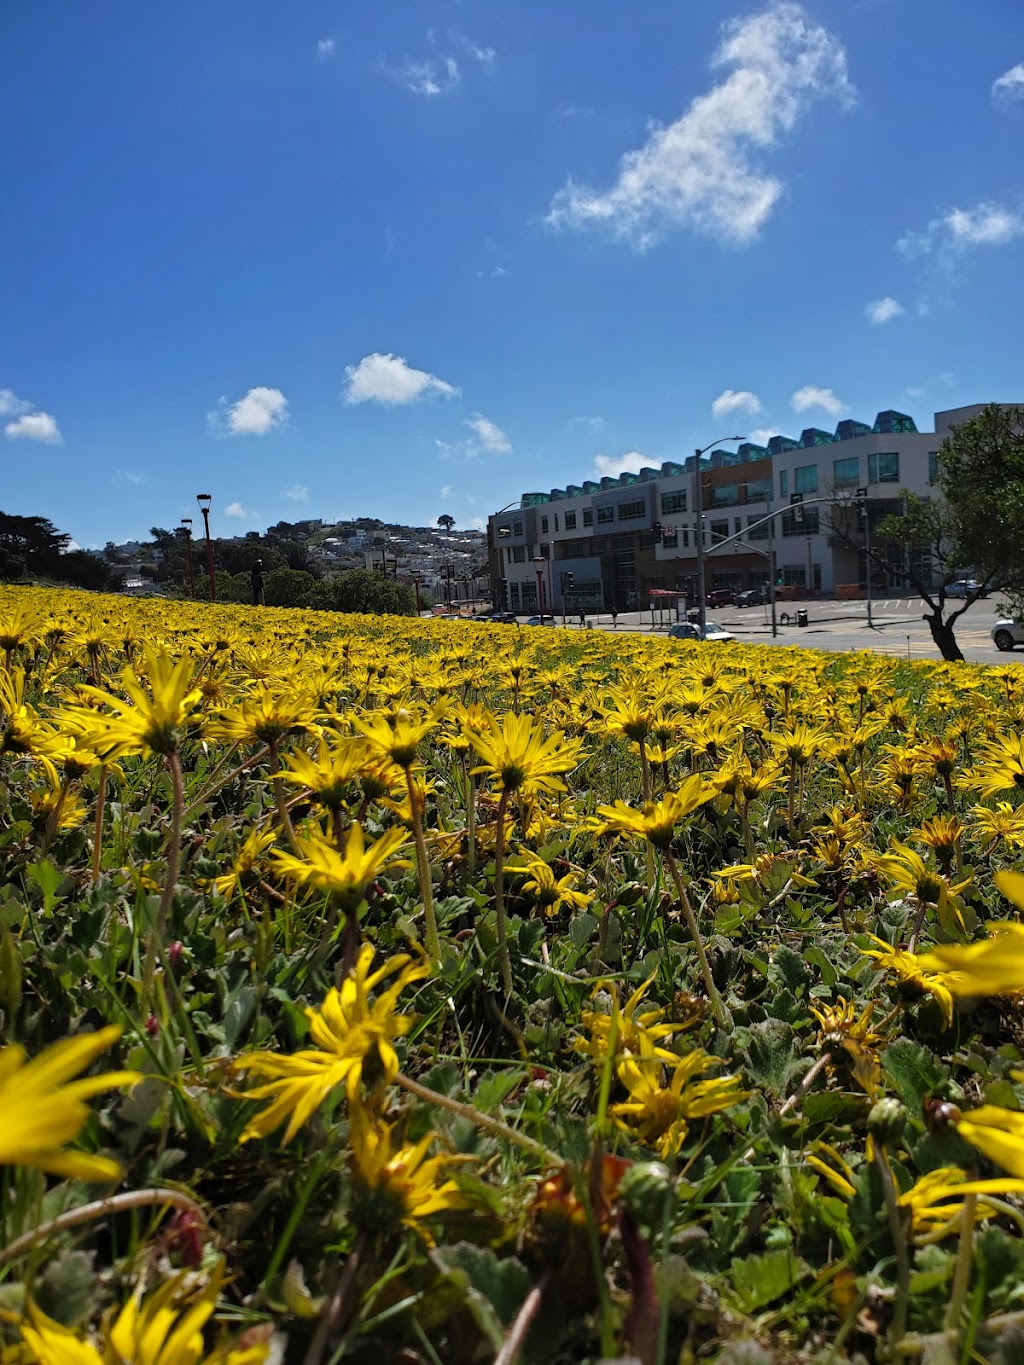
left=197, top=495, right=216, bottom=602
left=182, top=527, right=196, bottom=598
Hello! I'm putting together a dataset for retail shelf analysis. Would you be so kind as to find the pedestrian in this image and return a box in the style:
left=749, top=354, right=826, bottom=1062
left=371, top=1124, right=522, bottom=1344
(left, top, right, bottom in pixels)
left=579, top=611, right=586, bottom=628
left=250, top=558, right=265, bottom=606
left=611, top=607, right=618, bottom=628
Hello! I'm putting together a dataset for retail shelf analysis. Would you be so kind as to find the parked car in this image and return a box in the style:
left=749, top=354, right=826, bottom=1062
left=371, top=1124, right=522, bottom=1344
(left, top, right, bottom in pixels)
left=488, top=611, right=518, bottom=623
left=735, top=587, right=768, bottom=607
left=992, top=620, right=1024, bottom=651
left=668, top=621, right=736, bottom=642
left=705, top=589, right=736, bottom=608
left=945, top=579, right=981, bottom=598
left=525, top=614, right=555, bottom=626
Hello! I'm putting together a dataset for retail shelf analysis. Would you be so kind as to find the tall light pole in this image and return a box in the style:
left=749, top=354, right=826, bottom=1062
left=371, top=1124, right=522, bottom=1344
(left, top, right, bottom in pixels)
left=180, top=518, right=196, bottom=599
left=857, top=487, right=874, bottom=629
left=533, top=556, right=546, bottom=618
left=694, top=436, right=744, bottom=637
left=196, top=494, right=216, bottom=602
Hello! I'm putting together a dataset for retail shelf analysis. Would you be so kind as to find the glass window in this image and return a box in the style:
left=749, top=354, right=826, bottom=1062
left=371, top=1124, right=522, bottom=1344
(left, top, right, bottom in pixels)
left=928, top=452, right=939, bottom=485
left=869, top=452, right=900, bottom=483
left=710, top=519, right=729, bottom=541
left=509, top=581, right=520, bottom=607
left=512, top=519, right=524, bottom=537
left=711, top=483, right=738, bottom=507
left=597, top=505, right=615, bottom=524
left=540, top=515, right=548, bottom=533
left=661, top=490, right=687, bottom=515
left=617, top=498, right=645, bottom=520
left=564, top=511, right=577, bottom=529
left=782, top=509, right=820, bottom=536
left=554, top=514, right=559, bottom=531
left=833, top=456, right=859, bottom=488
left=747, top=515, right=768, bottom=541
left=745, top=477, right=771, bottom=502
left=583, top=508, right=593, bottom=526
left=512, top=545, right=526, bottom=563
left=779, top=469, right=789, bottom=497
left=662, top=529, right=678, bottom=548
left=795, top=464, right=818, bottom=494
left=734, top=517, right=742, bottom=534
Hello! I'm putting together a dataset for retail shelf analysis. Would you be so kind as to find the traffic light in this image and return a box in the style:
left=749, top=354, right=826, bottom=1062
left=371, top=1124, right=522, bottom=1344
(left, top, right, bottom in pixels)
left=563, top=571, right=574, bottom=591
left=776, top=568, right=785, bottom=585
left=652, top=520, right=663, bottom=541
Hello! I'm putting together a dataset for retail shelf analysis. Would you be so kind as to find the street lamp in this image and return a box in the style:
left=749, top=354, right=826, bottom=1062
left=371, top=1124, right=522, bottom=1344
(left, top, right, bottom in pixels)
left=533, top=556, right=546, bottom=618
left=179, top=518, right=196, bottom=599
left=693, top=436, right=745, bottom=637
left=196, top=494, right=216, bottom=602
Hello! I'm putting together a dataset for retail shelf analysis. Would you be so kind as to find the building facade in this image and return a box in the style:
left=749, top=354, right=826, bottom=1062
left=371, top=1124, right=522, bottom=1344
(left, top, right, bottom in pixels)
left=487, top=405, right=1003, bottom=613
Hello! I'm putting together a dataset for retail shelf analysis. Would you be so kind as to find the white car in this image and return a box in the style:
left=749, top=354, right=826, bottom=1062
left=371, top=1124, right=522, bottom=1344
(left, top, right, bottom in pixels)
left=668, top=621, right=736, bottom=643
left=992, top=620, right=1024, bottom=652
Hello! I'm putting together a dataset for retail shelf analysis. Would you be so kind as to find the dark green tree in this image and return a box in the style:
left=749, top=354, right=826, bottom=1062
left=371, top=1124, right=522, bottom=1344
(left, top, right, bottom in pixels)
left=328, top=569, right=416, bottom=616
left=436, top=514, right=456, bottom=533
left=830, top=406, right=1024, bottom=662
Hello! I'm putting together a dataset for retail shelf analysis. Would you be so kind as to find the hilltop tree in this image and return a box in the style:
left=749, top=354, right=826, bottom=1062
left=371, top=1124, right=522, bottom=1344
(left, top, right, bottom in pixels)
left=437, top=514, right=456, bottom=533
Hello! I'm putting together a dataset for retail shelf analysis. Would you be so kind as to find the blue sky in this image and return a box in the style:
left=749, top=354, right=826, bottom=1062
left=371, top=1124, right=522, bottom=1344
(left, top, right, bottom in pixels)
left=2, top=1, right=1023, bottom=546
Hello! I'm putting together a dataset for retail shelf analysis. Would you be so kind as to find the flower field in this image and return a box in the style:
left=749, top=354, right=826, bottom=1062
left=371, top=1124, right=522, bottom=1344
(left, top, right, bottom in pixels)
left=6, top=584, right=1024, bottom=1363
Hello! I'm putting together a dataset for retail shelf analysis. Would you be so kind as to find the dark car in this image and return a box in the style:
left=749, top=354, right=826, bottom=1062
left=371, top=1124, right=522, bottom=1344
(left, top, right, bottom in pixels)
left=705, top=589, right=736, bottom=608
left=489, top=611, right=518, bottom=622
left=736, top=587, right=768, bottom=607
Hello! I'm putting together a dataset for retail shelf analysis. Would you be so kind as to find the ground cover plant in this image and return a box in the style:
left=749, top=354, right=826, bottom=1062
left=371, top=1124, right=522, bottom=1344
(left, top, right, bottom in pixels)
left=5, top=585, right=1024, bottom=1363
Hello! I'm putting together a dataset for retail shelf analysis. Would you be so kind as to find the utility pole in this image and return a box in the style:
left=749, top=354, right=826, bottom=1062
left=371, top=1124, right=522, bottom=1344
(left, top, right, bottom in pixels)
left=767, top=496, right=778, bottom=638
left=180, top=519, right=196, bottom=599
left=694, top=451, right=707, bottom=639
left=857, top=487, right=874, bottom=629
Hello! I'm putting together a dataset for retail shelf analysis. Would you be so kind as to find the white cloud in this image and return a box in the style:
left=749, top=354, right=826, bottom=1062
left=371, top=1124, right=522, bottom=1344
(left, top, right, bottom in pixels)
left=466, top=41, right=495, bottom=68
left=593, top=450, right=650, bottom=479
left=440, top=484, right=456, bottom=499
left=476, top=265, right=508, bottom=280
left=791, top=385, right=847, bottom=416
left=748, top=427, right=777, bottom=445
left=225, top=501, right=259, bottom=520
left=398, top=56, right=461, bottom=96
left=898, top=202, right=1024, bottom=259
left=571, top=415, right=606, bottom=432
left=0, top=389, right=33, bottom=417
left=210, top=386, right=289, bottom=436
left=317, top=37, right=336, bottom=59
left=464, top=413, right=511, bottom=452
left=282, top=483, right=309, bottom=502
left=865, top=296, right=903, bottom=324
left=344, top=352, right=459, bottom=405
left=5, top=411, right=62, bottom=443
left=711, top=388, right=762, bottom=420
left=546, top=2, right=853, bottom=248
left=993, top=64, right=1024, bottom=104
left=113, top=470, right=143, bottom=486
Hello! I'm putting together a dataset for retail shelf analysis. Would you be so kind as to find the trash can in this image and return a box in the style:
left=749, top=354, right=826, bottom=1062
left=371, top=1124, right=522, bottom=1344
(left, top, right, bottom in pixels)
left=797, top=609, right=808, bottom=628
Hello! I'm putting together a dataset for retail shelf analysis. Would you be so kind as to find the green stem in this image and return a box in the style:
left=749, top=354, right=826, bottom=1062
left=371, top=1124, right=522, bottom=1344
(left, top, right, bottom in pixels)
left=664, top=850, right=730, bottom=1030
left=874, top=1141, right=910, bottom=1347
left=91, top=764, right=108, bottom=884
left=303, top=1228, right=366, bottom=1365
left=404, top=765, right=441, bottom=967
left=493, top=788, right=513, bottom=996
left=143, top=752, right=184, bottom=1007
left=269, top=739, right=299, bottom=853
left=396, top=1071, right=556, bottom=1164
left=944, top=1193, right=976, bottom=1333
left=0, top=1188, right=206, bottom=1269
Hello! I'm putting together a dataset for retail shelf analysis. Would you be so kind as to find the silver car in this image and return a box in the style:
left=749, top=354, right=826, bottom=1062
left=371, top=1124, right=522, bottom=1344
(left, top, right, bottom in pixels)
left=992, top=620, right=1024, bottom=652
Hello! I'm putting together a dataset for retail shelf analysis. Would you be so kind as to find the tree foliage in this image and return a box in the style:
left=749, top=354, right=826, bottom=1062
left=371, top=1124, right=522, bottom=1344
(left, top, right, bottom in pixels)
left=0, top=512, right=114, bottom=592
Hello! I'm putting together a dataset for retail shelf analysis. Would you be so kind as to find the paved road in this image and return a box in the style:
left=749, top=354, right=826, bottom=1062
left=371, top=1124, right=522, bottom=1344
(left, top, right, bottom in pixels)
left=509, top=597, right=1021, bottom=665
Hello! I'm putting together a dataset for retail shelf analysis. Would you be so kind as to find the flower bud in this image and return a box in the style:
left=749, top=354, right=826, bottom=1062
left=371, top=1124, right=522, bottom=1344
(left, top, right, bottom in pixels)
left=868, top=1097, right=906, bottom=1143
left=618, top=1160, right=674, bottom=1226
left=168, top=941, right=183, bottom=970
left=145, top=1014, right=160, bottom=1037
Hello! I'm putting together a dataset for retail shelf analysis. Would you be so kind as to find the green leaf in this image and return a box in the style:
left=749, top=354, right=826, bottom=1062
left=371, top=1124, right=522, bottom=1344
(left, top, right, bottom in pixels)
left=431, top=1242, right=531, bottom=1349
left=35, top=1252, right=95, bottom=1327
left=803, top=1091, right=869, bottom=1126
left=726, top=1248, right=810, bottom=1314
left=770, top=945, right=809, bottom=994
left=474, top=1069, right=525, bottom=1113
left=569, top=912, right=599, bottom=950
left=744, top=1019, right=798, bottom=1097
left=0, top=925, right=22, bottom=1015
left=803, top=944, right=838, bottom=987
left=882, top=1039, right=949, bottom=1112
left=25, top=859, right=64, bottom=915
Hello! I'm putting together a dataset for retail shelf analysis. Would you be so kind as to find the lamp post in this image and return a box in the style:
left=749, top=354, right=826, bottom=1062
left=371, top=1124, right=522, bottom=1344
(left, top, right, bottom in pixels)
left=694, top=436, right=745, bottom=637
left=412, top=576, right=421, bottom=614
left=179, top=518, right=196, bottom=599
left=196, top=494, right=216, bottom=602
left=533, top=556, right=546, bottom=618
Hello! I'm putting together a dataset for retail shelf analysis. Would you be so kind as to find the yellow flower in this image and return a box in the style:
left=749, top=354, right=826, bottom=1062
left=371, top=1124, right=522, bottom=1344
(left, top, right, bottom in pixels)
left=19, top=1263, right=270, bottom=1365
left=0, top=1026, right=139, bottom=1182
left=232, top=945, right=428, bottom=1143
left=469, top=711, right=583, bottom=798
left=270, top=822, right=409, bottom=912
left=952, top=1105, right=1024, bottom=1178
left=208, top=827, right=277, bottom=900
left=860, top=935, right=956, bottom=1027
left=277, top=736, right=372, bottom=808
left=506, top=852, right=591, bottom=916
left=915, top=921, right=1024, bottom=998
left=897, top=1166, right=1024, bottom=1244
left=354, top=708, right=437, bottom=768
left=969, top=802, right=1024, bottom=851
left=588, top=775, right=714, bottom=850
left=610, top=1042, right=749, bottom=1158
left=64, top=648, right=203, bottom=759
left=209, top=683, right=316, bottom=747
left=574, top=974, right=683, bottom=1065
left=349, top=1099, right=467, bottom=1243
